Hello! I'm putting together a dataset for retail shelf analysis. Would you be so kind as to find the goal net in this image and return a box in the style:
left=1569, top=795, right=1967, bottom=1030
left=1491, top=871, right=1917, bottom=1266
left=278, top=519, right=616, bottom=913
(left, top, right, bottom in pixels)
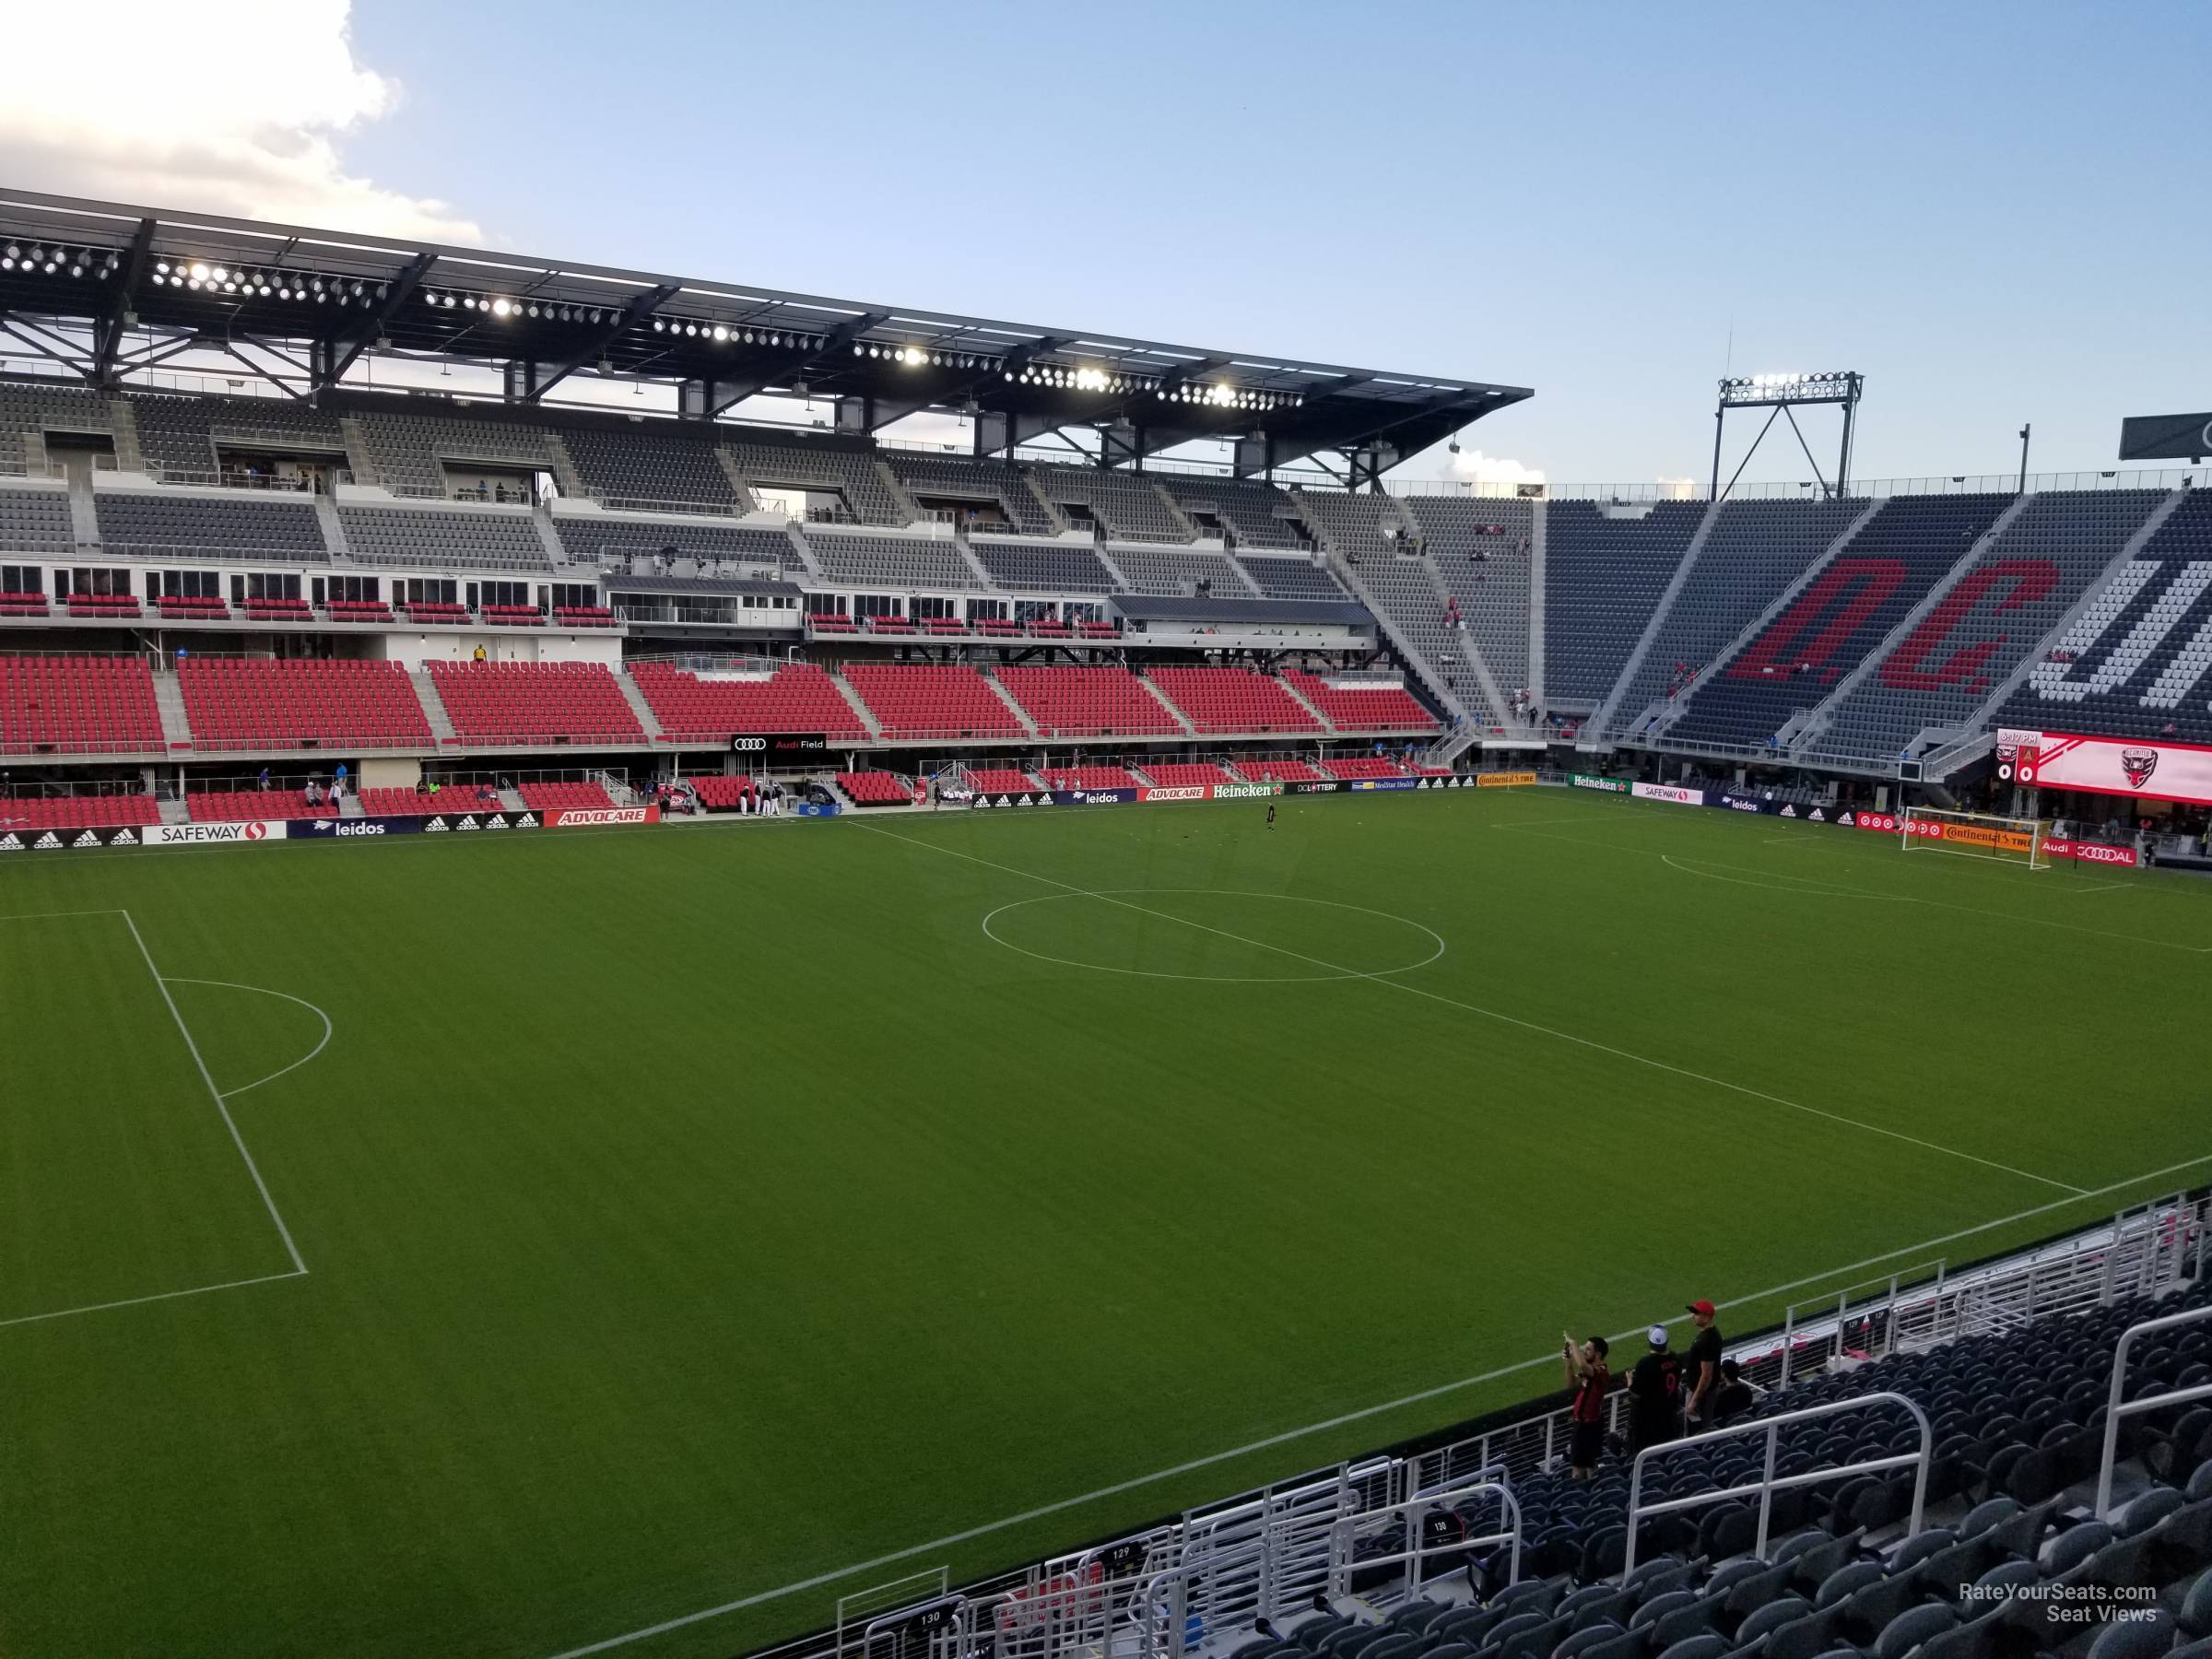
left=1900, top=807, right=2047, bottom=870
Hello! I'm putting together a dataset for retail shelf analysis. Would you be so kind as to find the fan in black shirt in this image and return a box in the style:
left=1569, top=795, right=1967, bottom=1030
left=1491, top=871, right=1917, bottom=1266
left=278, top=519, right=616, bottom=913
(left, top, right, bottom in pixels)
left=1627, top=1324, right=1683, bottom=1452
left=1685, top=1299, right=1724, bottom=1426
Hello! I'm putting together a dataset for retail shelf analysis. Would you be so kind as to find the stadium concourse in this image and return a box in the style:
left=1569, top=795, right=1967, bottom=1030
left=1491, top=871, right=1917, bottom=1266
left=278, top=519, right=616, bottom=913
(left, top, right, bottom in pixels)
left=7, top=192, right=2212, bottom=1659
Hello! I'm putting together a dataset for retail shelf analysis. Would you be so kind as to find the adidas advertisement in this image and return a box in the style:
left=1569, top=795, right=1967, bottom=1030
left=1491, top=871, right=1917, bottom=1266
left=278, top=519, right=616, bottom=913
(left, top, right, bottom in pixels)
left=0, top=824, right=147, bottom=852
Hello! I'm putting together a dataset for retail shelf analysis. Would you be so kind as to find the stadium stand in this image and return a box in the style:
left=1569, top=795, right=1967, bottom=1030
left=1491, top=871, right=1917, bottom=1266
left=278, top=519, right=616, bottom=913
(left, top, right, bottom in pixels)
left=1543, top=500, right=1705, bottom=705
left=1134, top=761, right=1238, bottom=788
left=1108, top=545, right=1253, bottom=596
left=154, top=594, right=229, bottom=622
left=0, top=792, right=161, bottom=829
left=1604, top=496, right=1864, bottom=735
left=1030, top=465, right=1189, bottom=541
left=1230, top=757, right=1325, bottom=783
left=353, top=408, right=555, bottom=498
left=684, top=775, right=755, bottom=811
left=1168, top=477, right=1306, bottom=550
left=723, top=433, right=906, bottom=525
left=1407, top=496, right=1536, bottom=697
left=1147, top=666, right=1324, bottom=734
left=336, top=504, right=553, bottom=571
left=1040, top=764, right=1140, bottom=791
left=177, top=658, right=433, bottom=751
left=1321, top=757, right=1411, bottom=780
left=516, top=780, right=618, bottom=811
left=188, top=788, right=336, bottom=821
left=425, top=661, right=646, bottom=745
left=0, top=486, right=80, bottom=553
left=1239, top=555, right=1349, bottom=601
left=0, top=382, right=113, bottom=472
left=127, top=393, right=348, bottom=479
left=554, top=517, right=797, bottom=573
left=994, top=665, right=1182, bottom=737
left=559, top=426, right=747, bottom=513
left=835, top=770, right=914, bottom=805
left=95, top=491, right=330, bottom=560
left=803, top=529, right=980, bottom=591
left=1810, top=489, right=2168, bottom=759
left=1388, top=1297, right=2212, bottom=1659
left=357, top=786, right=456, bottom=816
left=1283, top=670, right=1439, bottom=733
left=841, top=664, right=1027, bottom=739
left=968, top=535, right=1119, bottom=593
left=964, top=766, right=1042, bottom=794
left=1667, top=494, right=2013, bottom=751
left=0, top=654, right=164, bottom=753
left=887, top=453, right=1058, bottom=535
left=627, top=660, right=868, bottom=742
left=2003, top=489, right=2212, bottom=745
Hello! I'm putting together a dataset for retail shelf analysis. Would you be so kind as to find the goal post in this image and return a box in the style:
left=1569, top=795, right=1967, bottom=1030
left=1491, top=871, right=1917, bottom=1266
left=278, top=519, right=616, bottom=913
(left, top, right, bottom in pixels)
left=1899, top=807, right=2048, bottom=870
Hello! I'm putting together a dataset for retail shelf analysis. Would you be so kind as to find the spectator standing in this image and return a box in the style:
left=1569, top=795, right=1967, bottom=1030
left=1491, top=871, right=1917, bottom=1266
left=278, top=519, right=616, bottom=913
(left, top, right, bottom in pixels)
left=1684, top=1299, right=1724, bottom=1428
left=257, top=765, right=271, bottom=792
left=1562, top=1332, right=1611, bottom=1480
left=1627, top=1324, right=1683, bottom=1453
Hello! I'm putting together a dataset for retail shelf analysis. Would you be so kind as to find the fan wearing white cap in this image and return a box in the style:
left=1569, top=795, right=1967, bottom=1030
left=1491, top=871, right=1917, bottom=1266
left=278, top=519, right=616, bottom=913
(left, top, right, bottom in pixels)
left=1626, top=1324, right=1684, bottom=1454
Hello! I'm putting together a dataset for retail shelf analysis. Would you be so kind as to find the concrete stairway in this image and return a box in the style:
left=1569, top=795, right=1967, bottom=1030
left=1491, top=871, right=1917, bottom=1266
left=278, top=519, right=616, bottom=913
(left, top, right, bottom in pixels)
left=336, top=417, right=377, bottom=485
left=408, top=670, right=457, bottom=743
left=979, top=669, right=1041, bottom=735
left=337, top=792, right=365, bottom=818
left=149, top=671, right=194, bottom=751
left=830, top=673, right=884, bottom=738
left=105, top=396, right=146, bottom=474
left=1276, top=674, right=1337, bottom=733
left=613, top=671, right=665, bottom=741
left=1135, top=674, right=1195, bottom=734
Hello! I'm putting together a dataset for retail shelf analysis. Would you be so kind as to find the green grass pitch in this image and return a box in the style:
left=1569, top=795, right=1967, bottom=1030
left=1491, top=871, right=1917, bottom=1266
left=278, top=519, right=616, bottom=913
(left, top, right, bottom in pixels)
left=2, top=787, right=2206, bottom=1658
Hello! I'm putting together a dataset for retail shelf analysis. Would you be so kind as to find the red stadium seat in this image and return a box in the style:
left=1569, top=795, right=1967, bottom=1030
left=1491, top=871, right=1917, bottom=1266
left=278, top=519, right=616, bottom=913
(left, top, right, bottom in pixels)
left=1147, top=667, right=1323, bottom=735
left=0, top=654, right=164, bottom=754
left=841, top=664, right=1025, bottom=740
left=994, top=666, right=1179, bottom=738
left=178, top=658, right=433, bottom=752
left=628, top=662, right=867, bottom=743
left=1282, top=671, right=1439, bottom=734
left=425, top=661, right=645, bottom=746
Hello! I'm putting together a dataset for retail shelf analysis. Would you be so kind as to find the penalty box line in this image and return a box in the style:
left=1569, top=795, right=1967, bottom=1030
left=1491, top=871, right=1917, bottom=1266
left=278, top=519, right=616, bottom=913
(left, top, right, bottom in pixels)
left=850, top=822, right=2086, bottom=1198
left=544, top=1147, right=2212, bottom=1659
left=0, top=912, right=308, bottom=1330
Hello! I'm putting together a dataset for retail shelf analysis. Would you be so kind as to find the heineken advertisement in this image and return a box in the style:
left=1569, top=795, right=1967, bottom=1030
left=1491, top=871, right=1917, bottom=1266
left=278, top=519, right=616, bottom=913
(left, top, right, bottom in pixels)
left=1570, top=773, right=1632, bottom=794
left=1211, top=782, right=1284, bottom=800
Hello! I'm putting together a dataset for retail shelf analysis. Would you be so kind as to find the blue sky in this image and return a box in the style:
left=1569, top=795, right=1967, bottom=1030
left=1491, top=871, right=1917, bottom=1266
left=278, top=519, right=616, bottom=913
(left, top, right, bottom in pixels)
left=18, top=1, right=2211, bottom=487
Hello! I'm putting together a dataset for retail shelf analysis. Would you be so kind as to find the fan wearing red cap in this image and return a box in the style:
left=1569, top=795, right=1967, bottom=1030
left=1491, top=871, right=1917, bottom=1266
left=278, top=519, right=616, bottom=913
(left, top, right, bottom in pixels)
left=1685, top=1299, right=1723, bottom=1427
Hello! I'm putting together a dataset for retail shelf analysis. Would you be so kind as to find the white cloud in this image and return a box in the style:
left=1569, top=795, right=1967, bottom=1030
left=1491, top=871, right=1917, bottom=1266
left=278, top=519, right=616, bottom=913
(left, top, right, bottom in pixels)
left=1446, top=448, right=1547, bottom=488
left=0, top=1, right=481, bottom=243
left=1653, top=476, right=1699, bottom=500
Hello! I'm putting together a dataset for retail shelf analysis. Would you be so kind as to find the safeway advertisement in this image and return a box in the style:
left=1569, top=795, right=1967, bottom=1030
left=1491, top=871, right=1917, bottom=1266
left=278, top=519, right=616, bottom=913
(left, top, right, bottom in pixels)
left=2013, top=731, right=2212, bottom=808
left=544, top=806, right=663, bottom=829
left=1630, top=782, right=1705, bottom=807
left=144, top=820, right=289, bottom=846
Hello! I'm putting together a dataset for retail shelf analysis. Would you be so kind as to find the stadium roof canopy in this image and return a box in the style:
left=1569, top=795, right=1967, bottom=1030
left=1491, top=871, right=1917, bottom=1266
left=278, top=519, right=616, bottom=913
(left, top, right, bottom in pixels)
left=0, top=187, right=1531, bottom=480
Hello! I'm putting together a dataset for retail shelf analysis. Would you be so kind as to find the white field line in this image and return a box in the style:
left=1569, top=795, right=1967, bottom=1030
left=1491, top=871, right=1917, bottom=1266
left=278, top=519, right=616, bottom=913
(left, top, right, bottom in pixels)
left=162, top=977, right=335, bottom=1100
left=0, top=907, right=129, bottom=922
left=1489, top=819, right=2212, bottom=954
left=853, top=823, right=2086, bottom=1196
left=122, top=912, right=308, bottom=1277
left=0, top=1269, right=304, bottom=1331
left=546, top=1146, right=2212, bottom=1659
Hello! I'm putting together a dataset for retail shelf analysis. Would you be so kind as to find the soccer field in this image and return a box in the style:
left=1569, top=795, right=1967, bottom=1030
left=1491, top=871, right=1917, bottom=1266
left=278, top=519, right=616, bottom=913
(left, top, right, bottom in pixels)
left=3, top=786, right=2207, bottom=1659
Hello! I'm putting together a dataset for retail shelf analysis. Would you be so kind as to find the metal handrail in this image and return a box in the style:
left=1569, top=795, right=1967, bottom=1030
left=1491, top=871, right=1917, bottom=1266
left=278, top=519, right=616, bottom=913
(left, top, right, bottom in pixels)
left=1623, top=1390, right=1931, bottom=1573
left=2096, top=1300, right=2212, bottom=1517
left=1326, top=1477, right=1521, bottom=1607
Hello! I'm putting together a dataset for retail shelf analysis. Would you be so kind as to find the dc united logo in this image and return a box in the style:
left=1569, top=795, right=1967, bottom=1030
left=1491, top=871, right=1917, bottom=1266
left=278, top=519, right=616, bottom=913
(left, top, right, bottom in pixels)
left=2121, top=746, right=2159, bottom=789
